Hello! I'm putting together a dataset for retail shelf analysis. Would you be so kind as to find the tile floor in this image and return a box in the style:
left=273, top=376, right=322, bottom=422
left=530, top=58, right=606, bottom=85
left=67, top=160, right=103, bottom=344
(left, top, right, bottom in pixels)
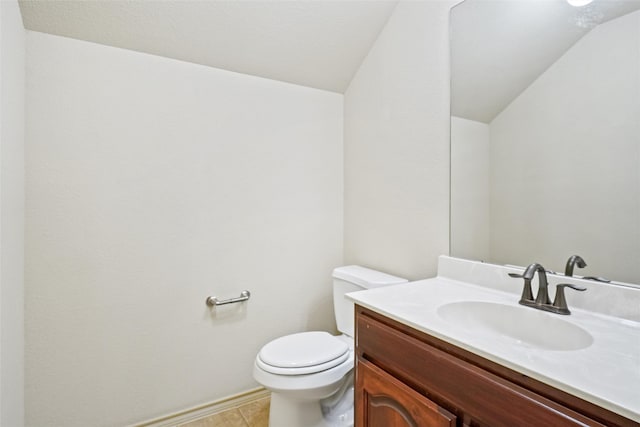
left=179, top=396, right=270, bottom=427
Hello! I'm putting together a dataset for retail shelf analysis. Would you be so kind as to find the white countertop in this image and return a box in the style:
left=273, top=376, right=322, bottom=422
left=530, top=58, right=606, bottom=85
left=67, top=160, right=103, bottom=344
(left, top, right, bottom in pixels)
left=347, top=276, right=640, bottom=422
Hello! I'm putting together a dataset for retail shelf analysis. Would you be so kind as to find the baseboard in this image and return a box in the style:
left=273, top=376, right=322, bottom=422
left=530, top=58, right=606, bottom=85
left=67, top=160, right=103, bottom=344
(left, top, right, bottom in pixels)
left=131, top=387, right=270, bottom=427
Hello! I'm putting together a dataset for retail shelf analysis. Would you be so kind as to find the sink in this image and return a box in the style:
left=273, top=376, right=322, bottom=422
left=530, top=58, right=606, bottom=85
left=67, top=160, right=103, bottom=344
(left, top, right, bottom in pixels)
left=437, top=301, right=593, bottom=351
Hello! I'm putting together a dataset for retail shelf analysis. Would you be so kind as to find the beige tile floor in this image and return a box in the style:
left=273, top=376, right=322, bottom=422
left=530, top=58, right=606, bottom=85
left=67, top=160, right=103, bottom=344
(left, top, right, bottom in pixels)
left=179, top=396, right=270, bottom=427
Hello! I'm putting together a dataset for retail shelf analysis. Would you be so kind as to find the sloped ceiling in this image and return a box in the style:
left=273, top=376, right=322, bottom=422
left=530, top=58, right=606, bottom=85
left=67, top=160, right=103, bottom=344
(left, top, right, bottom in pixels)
left=19, top=0, right=399, bottom=93
left=451, top=0, right=640, bottom=123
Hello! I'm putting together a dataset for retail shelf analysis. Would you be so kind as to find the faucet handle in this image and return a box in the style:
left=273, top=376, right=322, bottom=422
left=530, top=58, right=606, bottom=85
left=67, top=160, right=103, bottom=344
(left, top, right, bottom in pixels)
left=582, top=276, right=611, bottom=283
left=508, top=273, right=534, bottom=305
left=550, top=283, right=586, bottom=315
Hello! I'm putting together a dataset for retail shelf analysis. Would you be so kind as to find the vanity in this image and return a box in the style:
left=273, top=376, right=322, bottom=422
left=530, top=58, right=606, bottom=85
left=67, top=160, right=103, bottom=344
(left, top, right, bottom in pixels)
left=348, top=257, right=640, bottom=427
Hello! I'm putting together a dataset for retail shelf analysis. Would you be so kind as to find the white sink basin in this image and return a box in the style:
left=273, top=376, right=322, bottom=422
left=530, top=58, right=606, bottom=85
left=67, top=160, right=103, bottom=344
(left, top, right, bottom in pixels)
left=437, top=301, right=594, bottom=351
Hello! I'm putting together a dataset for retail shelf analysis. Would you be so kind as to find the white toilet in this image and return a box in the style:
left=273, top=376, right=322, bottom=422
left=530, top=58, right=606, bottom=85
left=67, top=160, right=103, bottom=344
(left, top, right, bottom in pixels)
left=253, top=266, right=407, bottom=427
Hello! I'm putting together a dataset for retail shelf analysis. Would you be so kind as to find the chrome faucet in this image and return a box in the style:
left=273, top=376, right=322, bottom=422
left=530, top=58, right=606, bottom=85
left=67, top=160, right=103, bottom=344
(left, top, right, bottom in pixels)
left=565, top=255, right=587, bottom=277
left=509, top=262, right=586, bottom=315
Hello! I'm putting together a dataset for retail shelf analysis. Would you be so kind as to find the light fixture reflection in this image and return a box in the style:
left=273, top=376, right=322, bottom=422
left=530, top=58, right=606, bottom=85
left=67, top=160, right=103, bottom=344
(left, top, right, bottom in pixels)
left=567, top=0, right=594, bottom=6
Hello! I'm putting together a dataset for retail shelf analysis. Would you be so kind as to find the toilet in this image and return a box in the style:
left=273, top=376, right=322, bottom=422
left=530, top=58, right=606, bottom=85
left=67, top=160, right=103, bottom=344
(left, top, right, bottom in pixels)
left=253, top=266, right=408, bottom=427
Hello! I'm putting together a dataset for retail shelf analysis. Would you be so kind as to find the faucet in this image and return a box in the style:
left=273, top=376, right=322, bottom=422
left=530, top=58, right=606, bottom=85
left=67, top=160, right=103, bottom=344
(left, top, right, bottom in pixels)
left=565, top=255, right=587, bottom=277
left=523, top=263, right=551, bottom=306
left=508, top=262, right=548, bottom=306
left=510, top=262, right=586, bottom=315
left=565, top=254, right=611, bottom=282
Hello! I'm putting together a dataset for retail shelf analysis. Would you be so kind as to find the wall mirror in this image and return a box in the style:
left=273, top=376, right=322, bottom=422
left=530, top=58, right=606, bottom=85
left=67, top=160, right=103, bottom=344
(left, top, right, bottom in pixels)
left=450, top=0, right=640, bottom=285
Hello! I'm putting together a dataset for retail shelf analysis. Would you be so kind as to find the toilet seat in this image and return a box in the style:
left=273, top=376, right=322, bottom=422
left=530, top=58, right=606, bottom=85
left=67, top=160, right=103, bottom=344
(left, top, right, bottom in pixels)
left=257, top=331, right=349, bottom=375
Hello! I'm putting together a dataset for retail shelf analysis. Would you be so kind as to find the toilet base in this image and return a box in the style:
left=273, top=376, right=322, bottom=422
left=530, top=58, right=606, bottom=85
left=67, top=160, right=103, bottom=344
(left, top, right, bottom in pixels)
left=269, top=392, right=332, bottom=427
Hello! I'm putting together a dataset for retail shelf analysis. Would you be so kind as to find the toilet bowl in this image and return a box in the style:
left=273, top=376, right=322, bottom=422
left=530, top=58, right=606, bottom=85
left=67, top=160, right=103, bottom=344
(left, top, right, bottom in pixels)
left=254, top=333, right=353, bottom=397
left=254, top=333, right=355, bottom=426
left=253, top=266, right=407, bottom=427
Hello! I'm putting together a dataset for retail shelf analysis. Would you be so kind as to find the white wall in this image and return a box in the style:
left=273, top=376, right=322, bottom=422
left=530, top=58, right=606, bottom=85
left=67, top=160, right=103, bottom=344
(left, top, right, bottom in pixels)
left=0, top=1, right=25, bottom=425
left=344, top=0, right=453, bottom=280
left=490, top=11, right=640, bottom=282
left=25, top=32, right=343, bottom=426
left=450, top=116, right=490, bottom=262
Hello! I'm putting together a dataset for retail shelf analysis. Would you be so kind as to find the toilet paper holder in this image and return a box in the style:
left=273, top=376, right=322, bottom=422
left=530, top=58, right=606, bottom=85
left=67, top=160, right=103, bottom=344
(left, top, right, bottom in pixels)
left=206, top=290, right=251, bottom=307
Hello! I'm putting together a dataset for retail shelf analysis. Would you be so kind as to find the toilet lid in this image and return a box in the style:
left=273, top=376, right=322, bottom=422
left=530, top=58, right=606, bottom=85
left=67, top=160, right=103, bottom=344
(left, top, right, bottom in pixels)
left=257, top=331, right=349, bottom=375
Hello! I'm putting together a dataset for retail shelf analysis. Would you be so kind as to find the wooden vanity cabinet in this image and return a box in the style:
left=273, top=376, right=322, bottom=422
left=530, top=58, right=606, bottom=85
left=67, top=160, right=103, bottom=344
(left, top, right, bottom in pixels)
left=355, top=305, right=639, bottom=427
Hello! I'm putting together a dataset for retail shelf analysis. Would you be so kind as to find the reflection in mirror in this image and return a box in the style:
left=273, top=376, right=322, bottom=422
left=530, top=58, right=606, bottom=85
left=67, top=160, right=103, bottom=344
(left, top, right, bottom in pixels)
left=450, top=0, right=640, bottom=285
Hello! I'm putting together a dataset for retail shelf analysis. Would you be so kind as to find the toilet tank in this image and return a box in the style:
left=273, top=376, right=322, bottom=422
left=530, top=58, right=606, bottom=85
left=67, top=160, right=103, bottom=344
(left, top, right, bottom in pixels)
left=332, top=266, right=408, bottom=338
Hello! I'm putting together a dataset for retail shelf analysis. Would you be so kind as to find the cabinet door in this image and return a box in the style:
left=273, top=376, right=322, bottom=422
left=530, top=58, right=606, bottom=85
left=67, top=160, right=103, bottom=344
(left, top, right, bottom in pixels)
left=356, top=358, right=456, bottom=427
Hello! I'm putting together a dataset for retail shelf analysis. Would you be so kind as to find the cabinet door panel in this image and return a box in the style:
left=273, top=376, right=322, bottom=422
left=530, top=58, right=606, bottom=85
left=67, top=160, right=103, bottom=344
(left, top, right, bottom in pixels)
left=356, top=358, right=456, bottom=427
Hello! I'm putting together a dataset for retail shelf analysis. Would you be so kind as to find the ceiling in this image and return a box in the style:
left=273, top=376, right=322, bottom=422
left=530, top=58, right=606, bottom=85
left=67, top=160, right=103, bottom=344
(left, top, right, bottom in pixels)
left=18, top=0, right=399, bottom=93
left=451, top=0, right=640, bottom=123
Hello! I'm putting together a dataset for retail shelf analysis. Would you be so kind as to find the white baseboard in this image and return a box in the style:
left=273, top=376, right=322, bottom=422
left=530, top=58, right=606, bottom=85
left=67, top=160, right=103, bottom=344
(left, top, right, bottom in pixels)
left=131, top=387, right=270, bottom=427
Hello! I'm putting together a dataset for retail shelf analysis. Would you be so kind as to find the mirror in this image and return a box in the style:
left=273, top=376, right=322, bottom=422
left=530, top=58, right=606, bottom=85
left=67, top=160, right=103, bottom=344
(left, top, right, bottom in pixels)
left=450, top=0, right=640, bottom=285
